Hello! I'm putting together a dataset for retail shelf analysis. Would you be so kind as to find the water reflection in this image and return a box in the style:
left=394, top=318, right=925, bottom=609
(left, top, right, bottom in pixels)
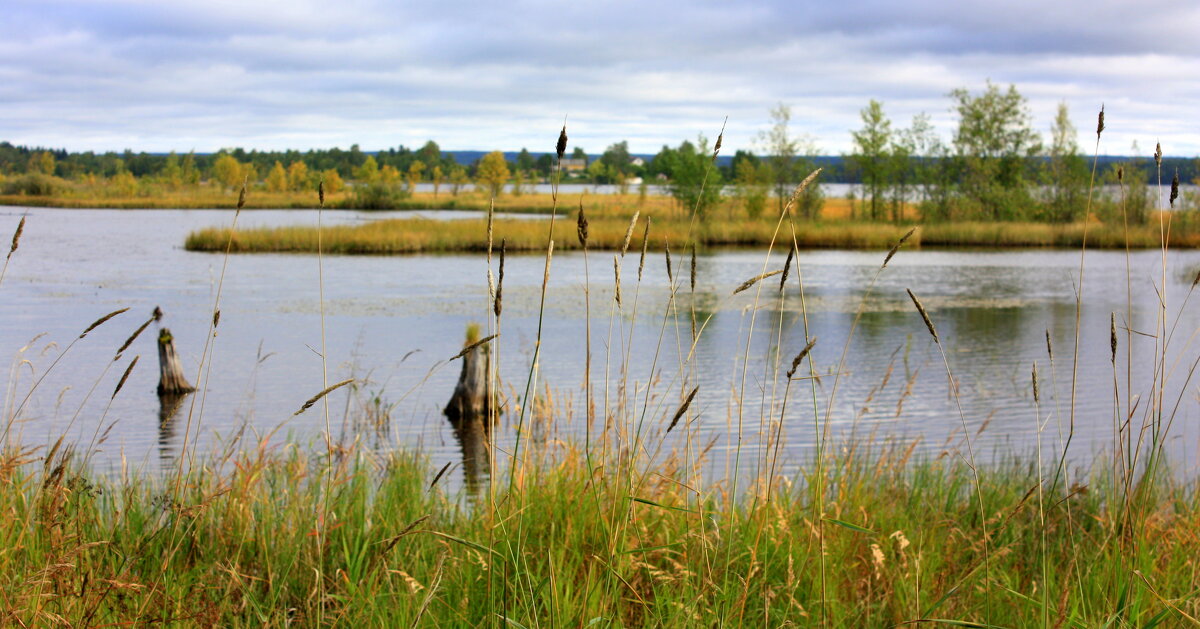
left=157, top=391, right=189, bottom=464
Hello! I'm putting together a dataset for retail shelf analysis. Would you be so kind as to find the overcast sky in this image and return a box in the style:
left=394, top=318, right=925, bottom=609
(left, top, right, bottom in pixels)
left=3, top=0, right=1199, bottom=156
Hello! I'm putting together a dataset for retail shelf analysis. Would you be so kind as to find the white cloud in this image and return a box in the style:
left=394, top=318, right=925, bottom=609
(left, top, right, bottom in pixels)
left=1, top=0, right=1198, bottom=154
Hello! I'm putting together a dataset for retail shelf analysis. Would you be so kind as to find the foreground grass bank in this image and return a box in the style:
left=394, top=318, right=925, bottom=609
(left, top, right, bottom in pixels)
left=3, top=442, right=1197, bottom=627
left=186, top=213, right=1200, bottom=253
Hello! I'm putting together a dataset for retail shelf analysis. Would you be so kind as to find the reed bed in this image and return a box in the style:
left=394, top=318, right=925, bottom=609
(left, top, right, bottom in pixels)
left=186, top=215, right=1200, bottom=253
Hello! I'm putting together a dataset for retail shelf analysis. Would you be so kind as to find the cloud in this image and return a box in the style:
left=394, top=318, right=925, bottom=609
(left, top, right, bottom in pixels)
left=1, top=0, right=1198, bottom=154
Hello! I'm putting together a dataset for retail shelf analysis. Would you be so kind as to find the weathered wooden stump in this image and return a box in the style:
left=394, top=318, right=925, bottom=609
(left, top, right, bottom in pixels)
left=156, top=328, right=194, bottom=396
left=444, top=335, right=495, bottom=422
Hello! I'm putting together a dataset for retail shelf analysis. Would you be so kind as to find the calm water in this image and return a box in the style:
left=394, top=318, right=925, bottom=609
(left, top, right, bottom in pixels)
left=2, top=206, right=1199, bottom=489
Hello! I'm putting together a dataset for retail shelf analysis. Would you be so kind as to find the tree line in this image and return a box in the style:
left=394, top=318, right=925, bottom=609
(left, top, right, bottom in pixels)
left=2, top=81, right=1197, bottom=221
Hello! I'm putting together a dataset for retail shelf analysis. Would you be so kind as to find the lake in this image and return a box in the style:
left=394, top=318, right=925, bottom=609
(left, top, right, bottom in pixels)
left=2, top=206, right=1198, bottom=490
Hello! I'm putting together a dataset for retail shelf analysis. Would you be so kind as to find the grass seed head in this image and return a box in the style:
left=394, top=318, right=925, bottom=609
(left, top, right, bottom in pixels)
left=666, top=386, right=699, bottom=433
left=1096, top=105, right=1105, bottom=138
left=906, top=289, right=938, bottom=344
left=638, top=217, right=650, bottom=281
left=7, top=216, right=24, bottom=261
left=620, top=211, right=640, bottom=257
left=81, top=307, right=130, bottom=339
left=112, top=355, right=139, bottom=400
left=237, top=180, right=247, bottom=210
left=883, top=227, right=916, bottom=269
left=665, top=242, right=673, bottom=284
left=495, top=239, right=506, bottom=317
left=690, top=243, right=697, bottom=293
left=780, top=246, right=794, bottom=292
left=786, top=337, right=817, bottom=379
left=1110, top=312, right=1117, bottom=362
left=117, top=316, right=155, bottom=356
left=1045, top=329, right=1053, bottom=361
left=318, top=180, right=325, bottom=207
left=1031, top=362, right=1040, bottom=405
left=613, top=255, right=622, bottom=308
left=556, top=125, right=568, bottom=160
left=1171, top=171, right=1180, bottom=208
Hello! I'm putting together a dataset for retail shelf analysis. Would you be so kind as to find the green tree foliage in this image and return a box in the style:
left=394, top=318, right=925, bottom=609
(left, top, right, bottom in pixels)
left=951, top=82, right=1042, bottom=220
left=354, top=156, right=380, bottom=182
left=321, top=169, right=344, bottom=194
left=160, top=152, right=183, bottom=190
left=431, top=165, right=444, bottom=198
left=265, top=161, right=288, bottom=193
left=1042, top=103, right=1089, bottom=223
left=211, top=154, right=244, bottom=189
left=181, top=152, right=200, bottom=187
left=848, top=100, right=893, bottom=221
left=664, top=137, right=723, bottom=218
left=287, top=161, right=310, bottom=191
left=407, top=160, right=425, bottom=192
left=449, top=165, right=469, bottom=196
left=476, top=151, right=510, bottom=197
left=28, top=151, right=56, bottom=176
left=733, top=152, right=769, bottom=219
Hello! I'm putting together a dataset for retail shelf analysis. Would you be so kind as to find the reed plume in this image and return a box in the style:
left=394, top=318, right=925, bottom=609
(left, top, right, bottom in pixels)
left=1097, top=105, right=1105, bottom=138
left=780, top=246, right=794, bottom=292
left=620, top=211, right=640, bottom=257
left=557, top=125, right=568, bottom=160
left=638, top=218, right=650, bottom=281
left=294, top=379, right=354, bottom=416
left=733, top=269, right=784, bottom=295
left=112, top=355, right=139, bottom=399
left=665, top=242, right=673, bottom=284
left=613, top=255, right=622, bottom=308
left=1170, top=171, right=1179, bottom=208
left=883, top=227, right=917, bottom=269
left=576, top=202, right=589, bottom=248
left=81, top=308, right=130, bottom=339
left=495, top=239, right=506, bottom=317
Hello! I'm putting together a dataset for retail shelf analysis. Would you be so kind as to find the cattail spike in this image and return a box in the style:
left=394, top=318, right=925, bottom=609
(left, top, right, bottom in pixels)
left=906, top=289, right=938, bottom=344
left=556, top=125, right=568, bottom=160
left=576, top=200, right=589, bottom=248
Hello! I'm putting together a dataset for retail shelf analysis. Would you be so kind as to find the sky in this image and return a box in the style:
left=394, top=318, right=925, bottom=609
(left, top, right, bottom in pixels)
left=2, top=0, right=1199, bottom=156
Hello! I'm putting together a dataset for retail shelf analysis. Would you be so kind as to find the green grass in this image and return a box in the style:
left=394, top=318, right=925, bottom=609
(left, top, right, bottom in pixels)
left=2, top=441, right=1197, bottom=627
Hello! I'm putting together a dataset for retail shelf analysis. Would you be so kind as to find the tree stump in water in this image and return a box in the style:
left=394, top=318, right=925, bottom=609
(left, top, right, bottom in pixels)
left=444, top=337, right=495, bottom=422
left=157, top=328, right=194, bottom=396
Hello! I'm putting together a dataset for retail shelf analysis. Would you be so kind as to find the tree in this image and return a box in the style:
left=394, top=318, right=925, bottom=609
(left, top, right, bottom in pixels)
left=211, top=153, right=244, bottom=189
left=733, top=153, right=769, bottom=219
left=380, top=164, right=401, bottom=185
left=449, top=165, right=469, bottom=196
left=848, top=100, right=893, bottom=221
left=476, top=151, right=510, bottom=197
left=665, top=136, right=723, bottom=217
left=407, top=160, right=425, bottom=192
left=287, top=161, right=310, bottom=191
left=265, top=161, right=288, bottom=192
left=1043, top=102, right=1088, bottom=223
left=28, top=151, right=56, bottom=176
left=759, top=104, right=799, bottom=213
left=415, top=140, right=441, bottom=167
left=516, top=148, right=536, bottom=173
left=321, top=169, right=344, bottom=194
left=181, top=152, right=199, bottom=186
left=431, top=165, right=444, bottom=198
left=951, top=82, right=1042, bottom=220
left=160, top=152, right=183, bottom=190
left=600, top=141, right=632, bottom=174
left=354, top=156, right=380, bottom=182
